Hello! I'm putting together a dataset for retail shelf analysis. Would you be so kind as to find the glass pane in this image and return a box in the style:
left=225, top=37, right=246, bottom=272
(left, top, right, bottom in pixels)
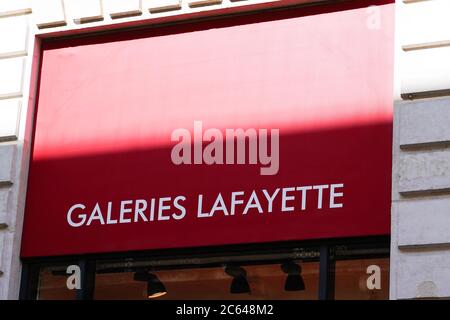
left=37, top=265, right=77, bottom=300
left=334, top=257, right=389, bottom=300
left=94, top=261, right=319, bottom=300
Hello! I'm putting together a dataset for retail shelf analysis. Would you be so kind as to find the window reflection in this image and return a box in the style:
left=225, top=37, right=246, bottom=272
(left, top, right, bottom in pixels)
left=37, top=265, right=77, bottom=300
left=32, top=245, right=390, bottom=300
left=94, top=262, right=320, bottom=300
left=334, top=258, right=389, bottom=300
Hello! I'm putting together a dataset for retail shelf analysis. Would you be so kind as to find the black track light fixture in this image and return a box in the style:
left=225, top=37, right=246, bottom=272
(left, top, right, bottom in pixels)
left=133, top=271, right=167, bottom=299
left=225, top=265, right=251, bottom=294
left=281, top=262, right=305, bottom=291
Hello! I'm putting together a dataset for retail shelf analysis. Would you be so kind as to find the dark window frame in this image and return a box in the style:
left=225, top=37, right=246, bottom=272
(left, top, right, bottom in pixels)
left=19, top=236, right=389, bottom=300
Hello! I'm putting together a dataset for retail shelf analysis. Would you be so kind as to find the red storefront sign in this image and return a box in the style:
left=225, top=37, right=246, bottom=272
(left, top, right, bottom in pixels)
left=21, top=1, right=394, bottom=257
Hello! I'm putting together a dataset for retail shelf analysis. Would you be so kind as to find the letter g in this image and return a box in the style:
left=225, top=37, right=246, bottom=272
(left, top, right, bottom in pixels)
left=67, top=204, right=87, bottom=227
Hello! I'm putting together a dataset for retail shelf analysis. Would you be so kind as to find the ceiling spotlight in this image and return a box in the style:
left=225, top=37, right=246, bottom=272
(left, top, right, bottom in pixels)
left=281, top=262, right=305, bottom=291
left=134, top=272, right=167, bottom=299
left=225, top=266, right=251, bottom=294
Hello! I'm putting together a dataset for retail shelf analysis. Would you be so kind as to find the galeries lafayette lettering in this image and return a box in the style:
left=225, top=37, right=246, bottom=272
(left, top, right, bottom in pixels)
left=67, top=184, right=344, bottom=227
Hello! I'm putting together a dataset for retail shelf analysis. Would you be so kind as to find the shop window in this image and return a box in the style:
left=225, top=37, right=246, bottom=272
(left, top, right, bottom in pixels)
left=36, top=265, right=78, bottom=300
left=333, top=246, right=390, bottom=300
left=94, top=262, right=320, bottom=300
left=22, top=240, right=390, bottom=300
left=334, top=257, right=389, bottom=300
